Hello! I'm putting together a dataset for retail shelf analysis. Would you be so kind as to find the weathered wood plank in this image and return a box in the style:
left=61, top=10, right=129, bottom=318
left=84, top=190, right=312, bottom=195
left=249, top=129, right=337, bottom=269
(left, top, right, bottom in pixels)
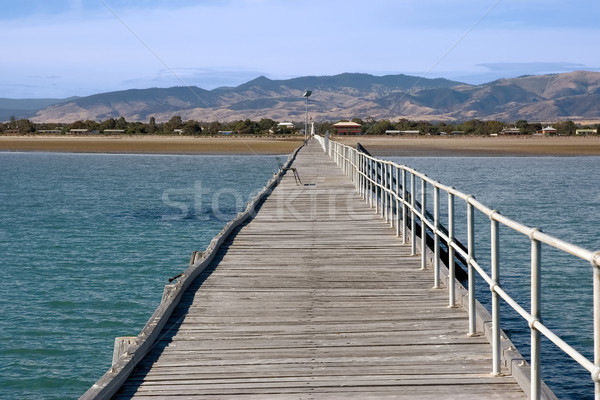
left=110, top=139, right=528, bottom=399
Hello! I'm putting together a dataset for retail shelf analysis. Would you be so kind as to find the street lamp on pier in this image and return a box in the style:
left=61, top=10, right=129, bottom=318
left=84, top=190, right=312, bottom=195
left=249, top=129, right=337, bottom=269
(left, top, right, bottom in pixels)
left=303, top=90, right=312, bottom=142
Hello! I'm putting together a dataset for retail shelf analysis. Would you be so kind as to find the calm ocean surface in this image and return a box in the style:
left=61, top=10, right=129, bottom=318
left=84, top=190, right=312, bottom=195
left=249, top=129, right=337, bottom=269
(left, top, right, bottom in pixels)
left=0, top=152, right=281, bottom=400
left=1, top=152, right=598, bottom=399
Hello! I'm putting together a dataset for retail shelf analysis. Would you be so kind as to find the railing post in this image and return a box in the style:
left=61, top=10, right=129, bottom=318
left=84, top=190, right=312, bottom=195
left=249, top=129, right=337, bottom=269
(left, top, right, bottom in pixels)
left=433, top=185, right=440, bottom=288
left=401, top=168, right=407, bottom=244
left=383, top=163, right=388, bottom=222
left=490, top=212, right=501, bottom=376
left=531, top=229, right=541, bottom=400
left=361, top=154, right=366, bottom=199
left=410, top=172, right=416, bottom=256
left=386, top=164, right=394, bottom=228
left=395, top=166, right=401, bottom=236
left=420, top=177, right=427, bottom=270
left=375, top=162, right=380, bottom=214
left=594, top=255, right=600, bottom=400
left=467, top=198, right=476, bottom=336
left=387, top=164, right=394, bottom=228
left=448, top=191, right=456, bottom=307
left=368, top=159, right=373, bottom=208
left=379, top=163, right=385, bottom=218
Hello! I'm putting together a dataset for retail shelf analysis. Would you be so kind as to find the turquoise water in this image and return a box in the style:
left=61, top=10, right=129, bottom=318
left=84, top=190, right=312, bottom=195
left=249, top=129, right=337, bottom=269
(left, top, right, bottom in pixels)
left=390, top=156, right=600, bottom=400
left=0, top=152, right=281, bottom=399
left=1, top=152, right=598, bottom=399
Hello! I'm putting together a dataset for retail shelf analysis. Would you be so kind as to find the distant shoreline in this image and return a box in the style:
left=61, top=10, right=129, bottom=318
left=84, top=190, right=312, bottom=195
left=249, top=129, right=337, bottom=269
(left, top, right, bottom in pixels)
left=0, top=135, right=304, bottom=155
left=1, top=134, right=600, bottom=156
left=336, top=135, right=600, bottom=157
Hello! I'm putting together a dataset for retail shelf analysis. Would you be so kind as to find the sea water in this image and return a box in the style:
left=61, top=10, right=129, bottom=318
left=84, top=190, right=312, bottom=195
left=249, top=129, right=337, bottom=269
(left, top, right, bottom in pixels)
left=0, top=152, right=281, bottom=400
left=1, top=152, right=598, bottom=399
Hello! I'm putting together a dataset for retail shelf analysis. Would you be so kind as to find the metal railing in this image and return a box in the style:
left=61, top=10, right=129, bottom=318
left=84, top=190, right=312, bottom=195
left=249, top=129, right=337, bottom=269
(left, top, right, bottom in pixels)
left=315, top=134, right=600, bottom=400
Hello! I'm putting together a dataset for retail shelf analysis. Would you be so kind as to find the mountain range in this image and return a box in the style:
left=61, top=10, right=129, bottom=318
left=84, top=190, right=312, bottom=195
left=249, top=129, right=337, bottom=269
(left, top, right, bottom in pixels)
left=3, top=71, right=600, bottom=123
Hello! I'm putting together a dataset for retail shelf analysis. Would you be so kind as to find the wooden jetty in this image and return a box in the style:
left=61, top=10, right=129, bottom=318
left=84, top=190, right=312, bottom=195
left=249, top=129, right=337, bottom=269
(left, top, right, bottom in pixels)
left=84, top=139, right=544, bottom=399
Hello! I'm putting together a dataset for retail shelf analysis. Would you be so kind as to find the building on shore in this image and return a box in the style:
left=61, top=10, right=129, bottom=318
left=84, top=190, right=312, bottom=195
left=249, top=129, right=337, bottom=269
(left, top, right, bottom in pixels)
left=69, top=129, right=89, bottom=134
left=575, top=128, right=597, bottom=135
left=499, top=127, right=521, bottom=135
left=332, top=121, right=362, bottom=135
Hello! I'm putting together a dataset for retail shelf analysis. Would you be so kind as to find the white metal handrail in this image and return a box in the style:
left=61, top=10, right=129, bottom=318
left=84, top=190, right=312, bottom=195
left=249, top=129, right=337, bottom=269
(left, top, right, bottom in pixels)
left=314, top=134, right=600, bottom=400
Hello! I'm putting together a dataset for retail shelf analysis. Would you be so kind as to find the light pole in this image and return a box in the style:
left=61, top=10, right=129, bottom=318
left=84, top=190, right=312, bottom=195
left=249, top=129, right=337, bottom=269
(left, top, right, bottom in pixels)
left=303, top=90, right=312, bottom=142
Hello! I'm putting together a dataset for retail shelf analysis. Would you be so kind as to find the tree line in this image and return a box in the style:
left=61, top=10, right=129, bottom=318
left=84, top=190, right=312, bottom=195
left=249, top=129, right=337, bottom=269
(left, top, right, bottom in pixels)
left=1, top=115, right=598, bottom=136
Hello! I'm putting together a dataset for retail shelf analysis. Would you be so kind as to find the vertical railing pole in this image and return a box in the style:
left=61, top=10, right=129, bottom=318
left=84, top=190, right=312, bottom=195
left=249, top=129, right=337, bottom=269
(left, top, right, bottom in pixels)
left=375, top=162, right=380, bottom=214
left=448, top=191, right=456, bottom=307
left=467, top=198, right=476, bottom=336
left=383, top=163, right=388, bottom=222
left=401, top=168, right=407, bottom=244
left=433, top=185, right=440, bottom=288
left=531, top=229, right=541, bottom=400
left=395, top=167, right=400, bottom=236
left=358, top=153, right=363, bottom=198
left=410, top=173, right=416, bottom=256
left=380, top=163, right=385, bottom=218
left=387, top=164, right=394, bottom=228
left=490, top=212, right=501, bottom=376
left=361, top=154, right=366, bottom=199
left=420, top=177, right=427, bottom=270
left=594, top=256, right=600, bottom=400
left=368, top=159, right=373, bottom=208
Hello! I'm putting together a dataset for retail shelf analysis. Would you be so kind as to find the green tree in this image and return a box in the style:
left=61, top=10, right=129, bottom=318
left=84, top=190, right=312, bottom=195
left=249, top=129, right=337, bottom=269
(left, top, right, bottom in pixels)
left=486, top=120, right=505, bottom=135
left=115, top=116, right=128, bottom=130
left=234, top=119, right=259, bottom=135
left=17, top=119, right=35, bottom=134
left=204, top=121, right=223, bottom=135
left=317, top=122, right=333, bottom=136
left=163, top=115, right=183, bottom=134
left=99, top=118, right=116, bottom=131
left=148, top=117, right=156, bottom=134
left=257, top=118, right=276, bottom=134
left=367, top=119, right=394, bottom=135
left=183, top=119, right=202, bottom=135
left=557, top=120, right=577, bottom=135
left=461, top=119, right=488, bottom=135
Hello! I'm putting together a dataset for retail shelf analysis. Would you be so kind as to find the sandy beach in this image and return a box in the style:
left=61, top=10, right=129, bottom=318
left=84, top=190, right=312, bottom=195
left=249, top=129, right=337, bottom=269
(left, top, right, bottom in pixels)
left=0, top=135, right=304, bottom=155
left=335, top=135, right=600, bottom=157
left=1, top=134, right=600, bottom=156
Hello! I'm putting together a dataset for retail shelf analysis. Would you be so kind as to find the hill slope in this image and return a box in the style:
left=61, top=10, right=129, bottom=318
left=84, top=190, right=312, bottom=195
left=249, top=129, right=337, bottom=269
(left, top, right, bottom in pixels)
left=21, top=71, right=600, bottom=122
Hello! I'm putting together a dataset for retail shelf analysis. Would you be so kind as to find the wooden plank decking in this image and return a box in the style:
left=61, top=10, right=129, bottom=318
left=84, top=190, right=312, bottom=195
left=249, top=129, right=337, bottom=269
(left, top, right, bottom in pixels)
left=112, top=140, right=527, bottom=399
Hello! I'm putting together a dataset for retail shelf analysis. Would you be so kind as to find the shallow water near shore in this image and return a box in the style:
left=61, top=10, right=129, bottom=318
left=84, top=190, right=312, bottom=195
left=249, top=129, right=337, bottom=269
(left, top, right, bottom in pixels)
left=0, top=152, right=599, bottom=399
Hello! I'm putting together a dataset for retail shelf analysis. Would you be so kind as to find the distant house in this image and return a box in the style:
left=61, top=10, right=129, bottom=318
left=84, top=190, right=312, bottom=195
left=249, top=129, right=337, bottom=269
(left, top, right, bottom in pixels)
left=276, top=122, right=295, bottom=134
left=539, top=126, right=557, bottom=135
left=173, top=129, right=184, bottom=135
left=576, top=128, right=597, bottom=135
left=69, top=129, right=89, bottom=135
left=38, top=129, right=63, bottom=134
left=333, top=121, right=362, bottom=135
left=499, top=127, right=521, bottom=135
left=103, top=129, right=125, bottom=135
left=385, top=130, right=420, bottom=135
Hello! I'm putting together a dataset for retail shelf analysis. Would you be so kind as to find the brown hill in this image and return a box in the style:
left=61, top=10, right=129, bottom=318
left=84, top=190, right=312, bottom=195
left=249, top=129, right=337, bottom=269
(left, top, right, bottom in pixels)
left=24, top=71, right=600, bottom=123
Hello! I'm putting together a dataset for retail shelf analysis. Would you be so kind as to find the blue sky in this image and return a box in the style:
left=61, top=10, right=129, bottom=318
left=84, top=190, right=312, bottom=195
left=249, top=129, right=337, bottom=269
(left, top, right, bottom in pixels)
left=1, top=0, right=599, bottom=98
